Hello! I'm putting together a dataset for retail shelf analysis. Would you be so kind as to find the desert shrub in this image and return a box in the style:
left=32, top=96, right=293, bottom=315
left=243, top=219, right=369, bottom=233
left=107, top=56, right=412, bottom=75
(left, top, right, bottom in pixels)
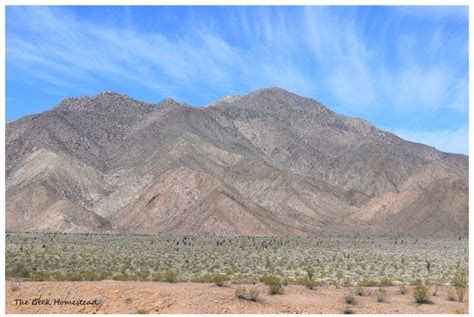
left=413, top=285, right=430, bottom=303
left=452, top=309, right=464, bottom=314
left=231, top=275, right=257, bottom=285
left=378, top=278, right=393, bottom=287
left=8, top=263, right=30, bottom=278
left=79, top=270, right=101, bottom=281
left=344, top=294, right=356, bottom=305
left=10, top=283, right=20, bottom=292
left=294, top=276, right=318, bottom=289
left=448, top=290, right=457, bottom=301
left=343, top=278, right=352, bottom=287
left=32, top=272, right=48, bottom=281
left=235, top=287, right=247, bottom=299
left=376, top=287, right=386, bottom=302
left=235, top=287, right=259, bottom=302
left=112, top=273, right=127, bottom=281
left=152, top=273, right=161, bottom=282
left=213, top=274, right=230, bottom=287
left=399, top=284, right=407, bottom=295
left=164, top=269, right=177, bottom=283
left=249, top=288, right=260, bottom=301
left=355, top=286, right=365, bottom=296
left=358, top=279, right=378, bottom=287
left=53, top=272, right=67, bottom=281
left=343, top=307, right=355, bottom=314
left=260, top=274, right=283, bottom=295
left=452, top=269, right=468, bottom=302
left=411, top=279, right=424, bottom=286
left=136, top=308, right=149, bottom=314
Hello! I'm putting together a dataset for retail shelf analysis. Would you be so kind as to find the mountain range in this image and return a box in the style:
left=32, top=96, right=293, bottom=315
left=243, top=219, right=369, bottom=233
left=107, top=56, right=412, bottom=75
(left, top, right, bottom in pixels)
left=6, top=88, right=468, bottom=236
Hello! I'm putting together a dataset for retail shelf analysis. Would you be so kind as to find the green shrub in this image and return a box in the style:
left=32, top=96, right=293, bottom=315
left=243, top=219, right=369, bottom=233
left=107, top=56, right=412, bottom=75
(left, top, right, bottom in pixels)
left=235, top=287, right=247, bottom=299
left=452, top=269, right=468, bottom=302
left=164, top=270, right=177, bottom=283
left=112, top=273, right=127, bottom=281
left=213, top=274, right=229, bottom=287
left=452, top=309, right=465, bottom=314
left=32, top=272, right=48, bottom=281
left=413, top=285, right=430, bottom=303
left=343, top=278, right=352, bottom=287
left=249, top=288, right=260, bottom=301
left=136, top=308, right=149, bottom=314
left=8, top=263, right=30, bottom=278
left=411, top=279, right=424, bottom=286
left=235, top=287, right=259, bottom=302
left=53, top=272, right=67, bottom=281
left=260, top=274, right=283, bottom=295
left=10, top=283, right=20, bottom=292
left=358, top=279, right=377, bottom=287
left=378, top=278, right=393, bottom=287
left=152, top=273, right=161, bottom=282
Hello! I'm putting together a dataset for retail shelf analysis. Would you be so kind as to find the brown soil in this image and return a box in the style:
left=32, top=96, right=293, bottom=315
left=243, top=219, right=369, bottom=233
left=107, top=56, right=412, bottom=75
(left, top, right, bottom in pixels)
left=6, top=281, right=468, bottom=314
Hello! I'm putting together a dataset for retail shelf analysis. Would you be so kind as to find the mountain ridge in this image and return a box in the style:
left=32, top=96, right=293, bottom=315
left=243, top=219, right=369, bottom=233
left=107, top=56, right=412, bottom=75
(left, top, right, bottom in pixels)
left=6, top=88, right=468, bottom=236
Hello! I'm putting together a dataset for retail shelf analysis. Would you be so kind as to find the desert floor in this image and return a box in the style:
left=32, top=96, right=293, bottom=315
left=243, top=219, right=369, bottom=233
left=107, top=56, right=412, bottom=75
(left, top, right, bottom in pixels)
left=6, top=281, right=468, bottom=314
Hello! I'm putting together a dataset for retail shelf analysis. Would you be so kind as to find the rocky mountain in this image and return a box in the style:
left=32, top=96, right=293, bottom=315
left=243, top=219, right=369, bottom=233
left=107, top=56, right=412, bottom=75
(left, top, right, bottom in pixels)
left=6, top=88, right=468, bottom=236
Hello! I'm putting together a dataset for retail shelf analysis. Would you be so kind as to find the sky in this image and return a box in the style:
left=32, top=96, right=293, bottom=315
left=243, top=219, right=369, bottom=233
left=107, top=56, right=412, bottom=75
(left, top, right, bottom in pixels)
left=6, top=6, right=469, bottom=154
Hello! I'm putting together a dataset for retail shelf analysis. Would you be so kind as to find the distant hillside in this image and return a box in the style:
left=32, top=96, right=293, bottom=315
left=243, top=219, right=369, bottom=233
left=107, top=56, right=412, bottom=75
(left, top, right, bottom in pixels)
left=6, top=88, right=468, bottom=236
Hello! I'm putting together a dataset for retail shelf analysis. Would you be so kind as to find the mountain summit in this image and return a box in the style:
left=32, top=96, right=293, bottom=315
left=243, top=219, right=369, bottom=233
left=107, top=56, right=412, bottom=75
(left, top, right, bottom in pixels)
left=6, top=88, right=468, bottom=236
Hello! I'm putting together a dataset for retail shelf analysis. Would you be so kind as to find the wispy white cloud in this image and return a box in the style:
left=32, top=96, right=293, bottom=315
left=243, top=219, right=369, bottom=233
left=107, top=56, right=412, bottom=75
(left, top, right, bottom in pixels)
left=6, top=6, right=468, bottom=153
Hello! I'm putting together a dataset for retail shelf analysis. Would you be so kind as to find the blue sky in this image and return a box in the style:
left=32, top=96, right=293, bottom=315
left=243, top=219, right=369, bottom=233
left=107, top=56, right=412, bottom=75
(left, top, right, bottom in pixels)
left=6, top=6, right=469, bottom=154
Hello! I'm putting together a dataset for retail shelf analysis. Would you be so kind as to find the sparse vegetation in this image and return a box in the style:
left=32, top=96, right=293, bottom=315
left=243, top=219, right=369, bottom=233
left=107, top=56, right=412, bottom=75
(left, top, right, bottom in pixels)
left=354, top=286, right=365, bottom=296
left=413, top=285, right=430, bottom=304
left=399, top=284, right=407, bottom=295
left=376, top=287, right=387, bottom=302
left=5, top=233, right=468, bottom=288
left=452, top=268, right=468, bottom=302
left=164, top=270, right=177, bottom=283
left=448, top=290, right=457, bottom=301
left=260, top=275, right=283, bottom=295
left=136, top=309, right=149, bottom=314
left=343, top=307, right=355, bottom=314
left=212, top=274, right=229, bottom=287
left=10, top=283, right=20, bottom=292
left=344, top=294, right=356, bottom=305
left=235, top=287, right=259, bottom=301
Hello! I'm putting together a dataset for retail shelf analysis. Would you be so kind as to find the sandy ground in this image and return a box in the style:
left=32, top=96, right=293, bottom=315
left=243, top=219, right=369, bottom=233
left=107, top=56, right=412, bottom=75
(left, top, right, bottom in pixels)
left=6, top=281, right=468, bottom=314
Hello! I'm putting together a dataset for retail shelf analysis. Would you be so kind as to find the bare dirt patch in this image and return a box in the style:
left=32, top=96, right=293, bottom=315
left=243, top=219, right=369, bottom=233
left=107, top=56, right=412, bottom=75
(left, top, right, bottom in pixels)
left=6, top=281, right=468, bottom=314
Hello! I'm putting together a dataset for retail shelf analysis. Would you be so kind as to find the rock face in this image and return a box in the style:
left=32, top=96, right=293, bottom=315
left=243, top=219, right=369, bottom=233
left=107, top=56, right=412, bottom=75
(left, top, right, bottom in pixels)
left=6, top=88, right=468, bottom=236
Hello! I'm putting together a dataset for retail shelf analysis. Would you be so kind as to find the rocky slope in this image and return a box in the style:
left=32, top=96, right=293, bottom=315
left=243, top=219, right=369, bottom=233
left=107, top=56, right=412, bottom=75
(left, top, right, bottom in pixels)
left=6, top=88, right=468, bottom=236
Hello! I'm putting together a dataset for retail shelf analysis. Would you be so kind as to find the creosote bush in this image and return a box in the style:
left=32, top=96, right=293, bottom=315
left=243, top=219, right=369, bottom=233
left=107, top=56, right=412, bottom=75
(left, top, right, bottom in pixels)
left=260, top=274, right=283, bottom=295
left=399, top=284, right=408, bottom=295
left=213, top=274, right=230, bottom=287
left=376, top=287, right=386, bottom=302
left=164, top=269, right=177, bottom=283
left=235, top=287, right=259, bottom=301
left=413, top=285, right=430, bottom=304
left=344, top=294, right=356, bottom=305
left=452, top=269, right=468, bottom=302
left=354, top=286, right=365, bottom=296
left=343, top=307, right=355, bottom=314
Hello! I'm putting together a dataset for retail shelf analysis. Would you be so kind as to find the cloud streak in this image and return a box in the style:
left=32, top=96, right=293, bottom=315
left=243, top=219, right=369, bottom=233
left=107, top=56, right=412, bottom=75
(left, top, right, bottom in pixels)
left=6, top=6, right=468, bottom=154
